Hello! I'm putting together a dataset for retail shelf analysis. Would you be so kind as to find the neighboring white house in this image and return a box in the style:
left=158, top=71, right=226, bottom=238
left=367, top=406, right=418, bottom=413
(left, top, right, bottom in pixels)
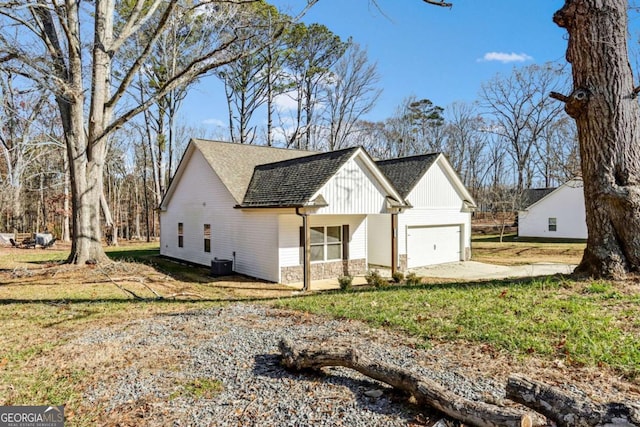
left=159, top=139, right=476, bottom=284
left=518, top=178, right=587, bottom=239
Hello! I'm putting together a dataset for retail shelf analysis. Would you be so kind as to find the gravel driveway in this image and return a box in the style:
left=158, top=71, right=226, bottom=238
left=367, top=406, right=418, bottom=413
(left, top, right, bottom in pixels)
left=70, top=304, right=509, bottom=426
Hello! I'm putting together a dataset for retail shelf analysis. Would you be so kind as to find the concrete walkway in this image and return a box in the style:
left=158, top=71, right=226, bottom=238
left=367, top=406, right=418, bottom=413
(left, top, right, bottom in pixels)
left=287, top=261, right=576, bottom=291
left=411, top=260, right=576, bottom=281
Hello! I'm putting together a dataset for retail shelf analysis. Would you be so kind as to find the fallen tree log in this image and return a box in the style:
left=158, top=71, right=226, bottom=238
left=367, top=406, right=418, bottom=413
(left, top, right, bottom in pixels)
left=506, top=374, right=640, bottom=427
left=279, top=338, right=539, bottom=427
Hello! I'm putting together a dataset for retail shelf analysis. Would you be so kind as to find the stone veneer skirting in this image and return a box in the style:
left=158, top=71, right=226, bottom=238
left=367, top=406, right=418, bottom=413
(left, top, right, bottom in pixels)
left=281, top=259, right=367, bottom=284
left=398, top=255, right=407, bottom=271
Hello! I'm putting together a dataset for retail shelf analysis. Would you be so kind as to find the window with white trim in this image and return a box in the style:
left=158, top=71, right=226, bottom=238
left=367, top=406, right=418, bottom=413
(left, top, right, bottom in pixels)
left=548, top=217, right=557, bottom=232
left=178, top=222, right=184, bottom=248
left=204, top=224, right=211, bottom=253
left=310, top=226, right=342, bottom=262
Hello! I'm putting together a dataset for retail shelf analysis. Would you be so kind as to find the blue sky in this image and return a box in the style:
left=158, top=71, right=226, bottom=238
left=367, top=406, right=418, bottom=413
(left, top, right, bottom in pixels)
left=182, top=0, right=567, bottom=132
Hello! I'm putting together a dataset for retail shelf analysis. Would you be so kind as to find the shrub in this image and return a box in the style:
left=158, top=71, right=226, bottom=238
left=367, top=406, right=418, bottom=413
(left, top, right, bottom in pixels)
left=365, top=269, right=388, bottom=288
left=392, top=271, right=405, bottom=284
left=338, top=275, right=353, bottom=291
left=405, top=272, right=422, bottom=285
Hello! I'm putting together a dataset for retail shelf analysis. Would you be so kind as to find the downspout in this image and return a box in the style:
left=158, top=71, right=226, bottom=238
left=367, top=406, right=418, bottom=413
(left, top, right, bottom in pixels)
left=296, top=208, right=311, bottom=292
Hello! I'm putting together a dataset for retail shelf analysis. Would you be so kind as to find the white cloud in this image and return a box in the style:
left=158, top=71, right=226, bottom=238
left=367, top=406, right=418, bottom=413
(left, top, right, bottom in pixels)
left=274, top=91, right=300, bottom=112
left=480, top=52, right=533, bottom=63
left=202, top=118, right=225, bottom=127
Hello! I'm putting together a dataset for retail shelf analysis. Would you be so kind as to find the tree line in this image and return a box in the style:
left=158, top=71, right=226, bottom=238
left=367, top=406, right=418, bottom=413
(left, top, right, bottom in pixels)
left=0, top=0, right=634, bottom=279
left=0, top=1, right=576, bottom=243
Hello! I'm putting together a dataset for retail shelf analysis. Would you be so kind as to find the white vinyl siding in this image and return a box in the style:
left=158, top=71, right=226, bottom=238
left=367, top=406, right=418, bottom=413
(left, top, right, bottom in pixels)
left=313, top=156, right=390, bottom=215
left=398, top=158, right=472, bottom=261
left=160, top=149, right=282, bottom=282
left=408, top=161, right=464, bottom=208
left=367, top=214, right=392, bottom=266
left=367, top=157, right=473, bottom=268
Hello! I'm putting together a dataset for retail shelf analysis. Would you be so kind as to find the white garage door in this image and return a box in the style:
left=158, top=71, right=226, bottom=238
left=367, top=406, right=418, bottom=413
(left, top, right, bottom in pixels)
left=407, top=225, right=461, bottom=268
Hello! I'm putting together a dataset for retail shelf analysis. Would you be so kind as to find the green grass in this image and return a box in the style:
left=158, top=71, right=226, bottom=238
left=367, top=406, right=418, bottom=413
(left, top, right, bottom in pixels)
left=274, top=278, right=640, bottom=379
left=169, top=378, right=224, bottom=400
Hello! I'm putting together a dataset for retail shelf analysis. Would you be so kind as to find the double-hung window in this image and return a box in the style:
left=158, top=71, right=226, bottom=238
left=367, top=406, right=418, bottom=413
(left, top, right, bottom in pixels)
left=310, top=226, right=342, bottom=262
left=548, top=217, right=557, bottom=232
left=178, top=223, right=184, bottom=248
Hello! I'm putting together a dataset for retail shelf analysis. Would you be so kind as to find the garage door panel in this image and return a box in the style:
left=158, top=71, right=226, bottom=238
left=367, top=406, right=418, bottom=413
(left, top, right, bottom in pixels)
left=407, top=225, right=461, bottom=268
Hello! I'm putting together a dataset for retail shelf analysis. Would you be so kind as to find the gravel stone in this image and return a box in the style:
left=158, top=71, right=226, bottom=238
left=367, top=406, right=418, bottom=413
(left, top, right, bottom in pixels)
left=78, top=304, right=506, bottom=426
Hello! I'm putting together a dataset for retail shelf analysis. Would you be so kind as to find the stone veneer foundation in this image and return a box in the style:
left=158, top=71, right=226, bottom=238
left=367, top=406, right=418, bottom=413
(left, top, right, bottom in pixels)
left=281, top=259, right=367, bottom=284
left=398, top=255, right=407, bottom=271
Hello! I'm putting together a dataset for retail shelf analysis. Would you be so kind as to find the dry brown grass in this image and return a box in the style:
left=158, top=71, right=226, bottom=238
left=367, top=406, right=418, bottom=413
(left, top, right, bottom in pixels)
left=472, top=235, right=585, bottom=265
left=0, top=239, right=635, bottom=426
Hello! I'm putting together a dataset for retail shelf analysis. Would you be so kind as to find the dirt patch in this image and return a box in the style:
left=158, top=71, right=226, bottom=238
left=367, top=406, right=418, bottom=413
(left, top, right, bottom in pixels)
left=472, top=240, right=585, bottom=266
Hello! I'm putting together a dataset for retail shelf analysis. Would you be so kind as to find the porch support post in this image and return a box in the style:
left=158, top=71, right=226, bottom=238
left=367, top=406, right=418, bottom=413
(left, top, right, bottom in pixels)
left=303, top=213, right=311, bottom=292
left=391, top=213, right=398, bottom=274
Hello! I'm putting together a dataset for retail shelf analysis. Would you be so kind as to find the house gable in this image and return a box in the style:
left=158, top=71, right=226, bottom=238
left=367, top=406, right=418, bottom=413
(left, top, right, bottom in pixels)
left=239, top=147, right=406, bottom=213
left=161, top=139, right=313, bottom=209
left=312, top=151, right=404, bottom=215
left=378, top=154, right=475, bottom=209
left=240, top=147, right=359, bottom=208
left=407, top=157, right=471, bottom=208
left=376, top=153, right=439, bottom=198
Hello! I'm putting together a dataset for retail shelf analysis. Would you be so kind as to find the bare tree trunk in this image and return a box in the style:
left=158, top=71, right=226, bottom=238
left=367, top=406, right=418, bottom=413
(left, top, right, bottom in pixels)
left=63, top=0, right=109, bottom=264
left=553, top=0, right=640, bottom=278
left=142, top=140, right=151, bottom=242
left=506, top=375, right=640, bottom=427
left=62, top=152, right=70, bottom=242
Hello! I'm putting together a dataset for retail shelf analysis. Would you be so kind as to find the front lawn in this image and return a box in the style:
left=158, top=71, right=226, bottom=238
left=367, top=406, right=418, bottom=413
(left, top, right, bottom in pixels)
left=275, top=278, right=640, bottom=380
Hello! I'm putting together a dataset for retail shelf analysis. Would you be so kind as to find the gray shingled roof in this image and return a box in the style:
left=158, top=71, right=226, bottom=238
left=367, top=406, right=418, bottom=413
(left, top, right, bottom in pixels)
left=376, top=153, right=440, bottom=198
left=521, top=187, right=557, bottom=209
left=240, top=147, right=359, bottom=207
left=192, top=139, right=314, bottom=204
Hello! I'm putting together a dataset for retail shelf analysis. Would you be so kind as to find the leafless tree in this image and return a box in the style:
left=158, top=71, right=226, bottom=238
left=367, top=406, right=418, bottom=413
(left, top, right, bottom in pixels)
left=321, top=42, right=381, bottom=150
left=0, top=0, right=316, bottom=264
left=420, top=0, right=640, bottom=278
left=443, top=102, right=485, bottom=184
left=479, top=63, right=567, bottom=192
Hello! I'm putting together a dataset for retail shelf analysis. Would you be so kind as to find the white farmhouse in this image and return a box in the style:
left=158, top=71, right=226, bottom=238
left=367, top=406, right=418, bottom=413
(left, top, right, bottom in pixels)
left=518, top=178, right=587, bottom=239
left=159, top=139, right=476, bottom=286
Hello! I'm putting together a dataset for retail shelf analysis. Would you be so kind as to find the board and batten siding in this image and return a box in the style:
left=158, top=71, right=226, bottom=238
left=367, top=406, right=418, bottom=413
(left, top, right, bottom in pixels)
left=367, top=159, right=473, bottom=268
left=518, top=180, right=586, bottom=239
left=408, top=160, right=465, bottom=208
left=313, top=156, right=390, bottom=215
left=399, top=161, right=472, bottom=258
left=278, top=214, right=367, bottom=269
left=160, top=148, right=281, bottom=282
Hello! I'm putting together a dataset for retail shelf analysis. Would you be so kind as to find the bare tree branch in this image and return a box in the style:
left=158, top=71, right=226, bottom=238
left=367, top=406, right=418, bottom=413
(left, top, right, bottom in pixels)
left=422, top=0, right=453, bottom=7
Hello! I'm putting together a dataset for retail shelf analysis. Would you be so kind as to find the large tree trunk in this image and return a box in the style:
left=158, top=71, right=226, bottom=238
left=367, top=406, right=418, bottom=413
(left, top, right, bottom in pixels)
left=61, top=0, right=109, bottom=265
left=553, top=0, right=640, bottom=278
left=65, top=106, right=107, bottom=264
